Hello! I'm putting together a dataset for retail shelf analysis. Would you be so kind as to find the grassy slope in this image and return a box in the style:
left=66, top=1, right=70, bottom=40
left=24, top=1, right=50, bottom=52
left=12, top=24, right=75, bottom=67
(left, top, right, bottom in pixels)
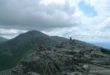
left=0, top=31, right=58, bottom=71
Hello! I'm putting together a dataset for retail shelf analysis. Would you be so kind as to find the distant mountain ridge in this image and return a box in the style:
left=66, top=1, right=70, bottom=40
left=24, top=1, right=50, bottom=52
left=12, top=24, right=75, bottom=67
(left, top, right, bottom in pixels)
left=51, top=36, right=68, bottom=43
left=94, top=42, right=110, bottom=49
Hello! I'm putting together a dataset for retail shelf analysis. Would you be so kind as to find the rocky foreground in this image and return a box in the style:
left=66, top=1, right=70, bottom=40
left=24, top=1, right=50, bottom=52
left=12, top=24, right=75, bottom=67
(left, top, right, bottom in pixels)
left=0, top=39, right=110, bottom=75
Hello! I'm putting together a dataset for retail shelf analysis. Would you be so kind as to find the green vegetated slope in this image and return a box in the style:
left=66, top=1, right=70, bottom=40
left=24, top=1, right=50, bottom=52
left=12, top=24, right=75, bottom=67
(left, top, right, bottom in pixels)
left=0, top=30, right=61, bottom=71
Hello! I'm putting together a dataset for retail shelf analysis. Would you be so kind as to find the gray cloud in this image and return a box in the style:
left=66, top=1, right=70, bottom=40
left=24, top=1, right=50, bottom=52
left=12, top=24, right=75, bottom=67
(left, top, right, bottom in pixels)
left=1, top=0, right=109, bottom=43
left=0, top=0, right=77, bottom=31
left=0, top=28, right=27, bottom=39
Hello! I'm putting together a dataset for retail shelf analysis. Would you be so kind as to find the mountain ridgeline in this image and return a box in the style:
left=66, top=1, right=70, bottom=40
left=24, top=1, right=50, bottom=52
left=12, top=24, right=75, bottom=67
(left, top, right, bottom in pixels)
left=0, top=30, right=67, bottom=71
left=0, top=30, right=110, bottom=75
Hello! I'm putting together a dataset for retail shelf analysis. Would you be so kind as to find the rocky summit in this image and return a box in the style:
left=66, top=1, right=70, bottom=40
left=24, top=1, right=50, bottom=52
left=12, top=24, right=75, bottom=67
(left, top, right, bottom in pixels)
left=0, top=31, right=110, bottom=75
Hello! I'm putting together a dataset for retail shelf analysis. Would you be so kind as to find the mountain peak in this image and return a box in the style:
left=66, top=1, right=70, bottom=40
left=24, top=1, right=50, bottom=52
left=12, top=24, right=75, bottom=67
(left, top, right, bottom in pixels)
left=23, top=30, right=45, bottom=36
left=26, top=30, right=41, bottom=34
left=16, top=30, right=47, bottom=39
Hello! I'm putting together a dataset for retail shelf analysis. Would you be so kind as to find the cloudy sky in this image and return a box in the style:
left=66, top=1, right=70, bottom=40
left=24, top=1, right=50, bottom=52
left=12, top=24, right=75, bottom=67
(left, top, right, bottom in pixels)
left=0, top=0, right=110, bottom=47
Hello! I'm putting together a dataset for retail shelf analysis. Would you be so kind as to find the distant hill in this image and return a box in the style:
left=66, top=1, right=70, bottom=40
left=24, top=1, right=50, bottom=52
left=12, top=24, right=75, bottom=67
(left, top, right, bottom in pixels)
left=94, top=42, right=110, bottom=49
left=0, top=30, right=66, bottom=71
left=0, top=37, right=7, bottom=44
left=51, top=36, right=68, bottom=43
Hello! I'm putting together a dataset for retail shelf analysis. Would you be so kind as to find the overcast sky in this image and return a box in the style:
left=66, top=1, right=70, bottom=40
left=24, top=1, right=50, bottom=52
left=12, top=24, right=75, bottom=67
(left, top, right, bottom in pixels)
left=0, top=0, right=110, bottom=44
